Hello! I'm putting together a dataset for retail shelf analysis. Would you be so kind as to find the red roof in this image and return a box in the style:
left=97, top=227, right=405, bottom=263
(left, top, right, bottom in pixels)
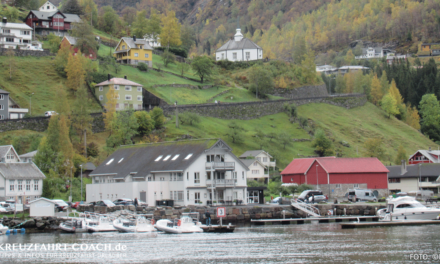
left=281, top=157, right=388, bottom=175
left=317, top=158, right=389, bottom=173
left=281, top=157, right=335, bottom=175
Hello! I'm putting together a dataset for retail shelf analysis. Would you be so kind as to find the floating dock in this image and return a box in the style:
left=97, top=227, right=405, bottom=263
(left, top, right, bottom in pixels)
left=341, top=220, right=440, bottom=229
left=200, top=224, right=235, bottom=233
left=251, top=216, right=379, bottom=225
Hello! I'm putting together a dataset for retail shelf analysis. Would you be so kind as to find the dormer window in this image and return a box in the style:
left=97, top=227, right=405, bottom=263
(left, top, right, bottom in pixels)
left=6, top=151, right=14, bottom=160
left=47, top=5, right=50, bottom=9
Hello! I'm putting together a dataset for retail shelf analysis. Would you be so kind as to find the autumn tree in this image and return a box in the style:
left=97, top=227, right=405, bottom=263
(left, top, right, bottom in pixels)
left=380, top=71, right=389, bottom=95
left=150, top=107, right=165, bottom=129
left=344, top=49, right=355, bottom=65
left=364, top=138, right=386, bottom=161
left=54, top=85, right=71, bottom=124
left=106, top=109, right=139, bottom=149
left=55, top=41, right=71, bottom=76
left=103, top=87, right=117, bottom=135
left=395, top=145, right=407, bottom=165
left=370, top=74, right=383, bottom=105
left=71, top=85, right=93, bottom=149
left=381, top=93, right=398, bottom=118
left=160, top=10, right=181, bottom=49
left=70, top=20, right=98, bottom=54
left=65, top=52, right=86, bottom=91
left=5, top=49, right=16, bottom=80
left=292, top=36, right=306, bottom=64
left=79, top=0, right=98, bottom=26
left=134, top=111, right=155, bottom=136
left=406, top=105, right=421, bottom=130
left=301, top=48, right=317, bottom=84
left=335, top=74, right=346, bottom=94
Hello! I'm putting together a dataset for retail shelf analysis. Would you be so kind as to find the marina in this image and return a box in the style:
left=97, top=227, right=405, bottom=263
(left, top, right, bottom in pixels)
left=251, top=215, right=379, bottom=225
left=341, top=220, right=440, bottom=229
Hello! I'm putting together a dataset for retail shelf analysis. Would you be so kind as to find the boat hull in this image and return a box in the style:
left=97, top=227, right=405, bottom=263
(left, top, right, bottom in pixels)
left=87, top=225, right=117, bottom=232
left=155, top=219, right=203, bottom=234
left=0, top=226, right=8, bottom=235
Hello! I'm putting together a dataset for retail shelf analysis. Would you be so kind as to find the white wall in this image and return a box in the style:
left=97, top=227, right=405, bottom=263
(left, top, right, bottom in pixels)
left=216, top=48, right=262, bottom=62
left=5, top=178, right=43, bottom=201
left=246, top=161, right=266, bottom=179
left=30, top=199, right=55, bottom=217
left=388, top=178, right=418, bottom=193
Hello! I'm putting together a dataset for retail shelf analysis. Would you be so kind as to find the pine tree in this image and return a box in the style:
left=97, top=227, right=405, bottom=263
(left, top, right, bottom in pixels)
left=370, top=74, right=383, bottom=105
left=159, top=10, right=181, bottom=49
left=103, top=87, right=117, bottom=135
left=65, top=52, right=86, bottom=91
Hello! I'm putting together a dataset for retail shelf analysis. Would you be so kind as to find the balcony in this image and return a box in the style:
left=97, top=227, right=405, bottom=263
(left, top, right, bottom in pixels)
left=419, top=181, right=440, bottom=188
left=205, top=162, right=235, bottom=171
left=207, top=179, right=236, bottom=188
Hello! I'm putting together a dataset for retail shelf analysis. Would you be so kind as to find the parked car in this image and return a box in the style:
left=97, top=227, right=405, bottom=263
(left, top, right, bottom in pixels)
left=117, top=200, right=134, bottom=206
left=272, top=197, right=282, bottom=203
left=348, top=189, right=377, bottom=202
left=308, top=195, right=328, bottom=203
left=0, top=205, right=7, bottom=213
left=95, top=200, right=115, bottom=207
left=44, top=111, right=57, bottom=117
left=53, top=200, right=69, bottom=212
left=113, top=198, right=133, bottom=205
left=138, top=201, right=148, bottom=208
left=297, top=190, right=323, bottom=202
left=0, top=202, right=14, bottom=213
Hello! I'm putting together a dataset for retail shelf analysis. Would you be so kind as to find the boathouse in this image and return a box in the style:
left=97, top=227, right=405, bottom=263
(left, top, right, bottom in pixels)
left=281, top=157, right=389, bottom=198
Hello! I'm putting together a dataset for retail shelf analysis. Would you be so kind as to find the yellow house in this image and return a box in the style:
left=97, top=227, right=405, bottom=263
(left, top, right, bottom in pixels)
left=113, top=36, right=153, bottom=67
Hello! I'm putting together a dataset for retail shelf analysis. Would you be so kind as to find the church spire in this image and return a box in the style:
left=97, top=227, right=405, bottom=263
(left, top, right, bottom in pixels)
left=234, top=16, right=243, bottom=41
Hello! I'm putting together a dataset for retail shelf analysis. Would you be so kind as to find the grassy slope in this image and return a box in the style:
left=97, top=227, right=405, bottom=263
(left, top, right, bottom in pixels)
left=299, top=102, right=435, bottom=164
left=0, top=56, right=101, bottom=116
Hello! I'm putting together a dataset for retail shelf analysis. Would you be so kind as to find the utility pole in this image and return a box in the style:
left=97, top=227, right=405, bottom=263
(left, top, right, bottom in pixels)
left=175, top=101, right=178, bottom=128
left=80, top=164, right=83, bottom=202
left=84, top=130, right=87, bottom=158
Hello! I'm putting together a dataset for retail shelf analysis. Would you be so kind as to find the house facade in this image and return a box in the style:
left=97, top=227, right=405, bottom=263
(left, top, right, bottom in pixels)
left=23, top=1, right=81, bottom=36
left=239, top=150, right=276, bottom=183
left=215, top=28, right=263, bottom=62
left=281, top=157, right=389, bottom=198
left=408, top=149, right=440, bottom=165
left=143, top=34, right=160, bottom=48
left=61, top=36, right=97, bottom=59
left=86, top=139, right=249, bottom=206
left=0, top=17, right=33, bottom=49
left=113, top=36, right=153, bottom=67
left=0, top=89, right=28, bottom=120
left=241, top=159, right=267, bottom=183
left=387, top=162, right=440, bottom=194
left=95, top=76, right=144, bottom=110
left=0, top=145, right=45, bottom=203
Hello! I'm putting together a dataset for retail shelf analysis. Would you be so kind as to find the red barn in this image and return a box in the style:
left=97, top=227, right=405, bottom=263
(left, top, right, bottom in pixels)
left=61, top=36, right=97, bottom=60
left=281, top=157, right=389, bottom=198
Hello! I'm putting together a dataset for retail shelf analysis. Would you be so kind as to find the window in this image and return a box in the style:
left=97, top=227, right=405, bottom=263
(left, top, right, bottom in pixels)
left=26, top=180, right=30, bottom=191
left=137, top=87, right=142, bottom=92
left=187, top=190, right=189, bottom=201
left=7, top=151, right=14, bottom=160
left=172, top=155, right=179, bottom=161
left=122, top=45, right=125, bottom=49
left=163, top=155, right=171, bottom=161
left=114, top=85, right=119, bottom=90
left=242, top=171, right=244, bottom=179
left=134, top=53, right=139, bottom=57
left=99, top=86, right=103, bottom=91
left=194, top=172, right=200, bottom=184
left=195, top=192, right=200, bottom=203
left=53, top=22, right=64, bottom=27
left=47, top=5, right=50, bottom=9
left=137, top=96, right=142, bottom=101
left=3, top=29, right=10, bottom=33
left=9, top=180, right=14, bottom=191
left=125, top=86, right=132, bottom=91
left=117, top=94, right=120, bottom=99
left=6, top=38, right=14, bottom=42
left=246, top=52, right=250, bottom=60
left=185, top=154, right=193, bottom=160
left=177, top=191, right=183, bottom=201
left=254, top=162, right=258, bottom=167
left=145, top=54, right=149, bottom=58
left=0, top=105, right=3, bottom=110
left=125, top=95, right=132, bottom=100
left=221, top=53, right=224, bottom=60
left=18, top=180, right=23, bottom=191
left=252, top=170, right=259, bottom=174
left=21, top=31, right=30, bottom=35
left=233, top=192, right=237, bottom=200
left=207, top=171, right=211, bottom=180
left=155, top=155, right=163, bottom=161
left=170, top=191, right=173, bottom=200
left=353, top=184, right=359, bottom=188
left=99, top=95, right=103, bottom=101
left=187, top=172, right=189, bottom=180
left=389, top=178, right=401, bottom=183
left=233, top=53, right=237, bottom=60
left=263, top=157, right=268, bottom=162
left=148, top=176, right=152, bottom=181
left=233, top=171, right=237, bottom=183
left=336, top=184, right=341, bottom=189
left=0, top=115, right=4, bottom=120
left=0, top=94, right=3, bottom=100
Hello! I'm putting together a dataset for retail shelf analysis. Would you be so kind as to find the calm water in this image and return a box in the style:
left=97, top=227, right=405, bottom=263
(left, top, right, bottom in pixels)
left=0, top=223, right=440, bottom=263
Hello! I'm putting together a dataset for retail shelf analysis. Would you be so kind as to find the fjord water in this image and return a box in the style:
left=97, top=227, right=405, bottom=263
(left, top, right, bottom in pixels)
left=1, top=223, right=439, bottom=263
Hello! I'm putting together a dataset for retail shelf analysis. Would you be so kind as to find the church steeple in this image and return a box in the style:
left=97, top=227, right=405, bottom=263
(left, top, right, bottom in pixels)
left=234, top=16, right=243, bottom=42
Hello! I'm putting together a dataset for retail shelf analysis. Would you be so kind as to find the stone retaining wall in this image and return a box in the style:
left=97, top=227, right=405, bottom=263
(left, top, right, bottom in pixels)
left=152, top=84, right=214, bottom=89
left=272, top=84, right=328, bottom=98
left=0, top=48, right=54, bottom=57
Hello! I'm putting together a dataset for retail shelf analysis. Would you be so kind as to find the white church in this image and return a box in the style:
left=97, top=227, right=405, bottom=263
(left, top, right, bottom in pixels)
left=215, top=27, right=263, bottom=62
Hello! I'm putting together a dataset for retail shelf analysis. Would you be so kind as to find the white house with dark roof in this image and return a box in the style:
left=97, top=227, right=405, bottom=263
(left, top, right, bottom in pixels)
left=387, top=162, right=440, bottom=194
left=19, top=150, right=38, bottom=163
left=215, top=28, right=263, bottom=61
left=241, top=159, right=267, bottom=183
left=0, top=17, right=33, bottom=49
left=0, top=146, right=45, bottom=203
left=87, top=139, right=249, bottom=206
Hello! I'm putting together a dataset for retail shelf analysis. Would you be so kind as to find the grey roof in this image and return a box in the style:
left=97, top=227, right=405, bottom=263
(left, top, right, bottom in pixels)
left=29, top=198, right=56, bottom=204
left=118, top=37, right=153, bottom=50
left=387, top=164, right=440, bottom=178
left=63, top=13, right=81, bottom=23
left=28, top=10, right=80, bottom=23
left=64, top=36, right=77, bottom=45
left=239, top=150, right=272, bottom=159
left=0, top=162, right=46, bottom=180
left=0, top=89, right=10, bottom=94
left=216, top=38, right=262, bottom=52
left=0, top=146, right=12, bottom=159
left=81, top=162, right=96, bottom=171
left=240, top=159, right=266, bottom=168
left=1, top=22, right=32, bottom=30
left=90, top=139, right=220, bottom=177
left=19, top=150, right=38, bottom=159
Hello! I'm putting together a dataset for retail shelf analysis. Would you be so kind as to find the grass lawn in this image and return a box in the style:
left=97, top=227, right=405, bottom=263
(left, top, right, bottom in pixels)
left=152, top=54, right=198, bottom=79
left=298, top=102, right=435, bottom=164
left=0, top=56, right=102, bottom=116
left=98, top=43, right=113, bottom=57
left=150, top=85, right=229, bottom=105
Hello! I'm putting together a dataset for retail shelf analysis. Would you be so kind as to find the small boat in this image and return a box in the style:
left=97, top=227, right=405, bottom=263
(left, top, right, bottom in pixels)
left=87, top=215, right=117, bottom=232
left=155, top=213, right=203, bottom=234
left=60, top=218, right=88, bottom=233
left=377, top=196, right=440, bottom=221
left=0, top=221, right=8, bottom=235
left=113, top=215, right=156, bottom=233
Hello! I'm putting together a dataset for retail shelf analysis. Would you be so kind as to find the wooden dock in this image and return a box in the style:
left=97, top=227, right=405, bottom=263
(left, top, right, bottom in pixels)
left=341, top=220, right=440, bottom=229
left=251, top=216, right=379, bottom=225
left=200, top=224, right=235, bottom=233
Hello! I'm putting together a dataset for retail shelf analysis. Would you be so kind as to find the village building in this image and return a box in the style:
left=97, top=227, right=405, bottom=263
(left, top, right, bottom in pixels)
left=80, top=162, right=96, bottom=178
left=408, top=149, right=440, bottom=165
left=143, top=34, right=160, bottom=48
left=23, top=1, right=81, bottom=37
left=0, top=145, right=45, bottom=203
left=86, top=139, right=249, bottom=206
left=239, top=150, right=276, bottom=184
left=113, top=36, right=153, bottom=67
left=281, top=157, right=389, bottom=198
left=60, top=36, right=97, bottom=59
left=94, top=76, right=144, bottom=110
left=29, top=198, right=56, bottom=217
left=387, top=162, right=440, bottom=194
left=0, top=17, right=38, bottom=50
left=19, top=150, right=37, bottom=163
left=0, top=89, right=29, bottom=120
left=241, top=159, right=266, bottom=183
left=355, top=47, right=395, bottom=60
left=215, top=27, right=263, bottom=62
left=419, top=43, right=440, bottom=56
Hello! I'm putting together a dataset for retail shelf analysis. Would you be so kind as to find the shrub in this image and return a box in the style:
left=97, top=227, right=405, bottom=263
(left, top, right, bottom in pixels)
left=137, top=62, right=148, bottom=72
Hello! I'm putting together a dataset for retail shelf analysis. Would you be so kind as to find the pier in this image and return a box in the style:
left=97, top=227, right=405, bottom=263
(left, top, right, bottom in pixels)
left=251, top=215, right=379, bottom=225
left=340, top=220, right=440, bottom=229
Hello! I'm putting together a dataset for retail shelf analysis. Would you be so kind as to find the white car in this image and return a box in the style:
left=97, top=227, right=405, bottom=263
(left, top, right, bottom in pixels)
left=0, top=206, right=7, bottom=213
left=44, top=111, right=57, bottom=117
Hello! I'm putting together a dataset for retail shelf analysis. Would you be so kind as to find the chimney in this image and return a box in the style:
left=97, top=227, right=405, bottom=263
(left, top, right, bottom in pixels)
left=124, top=76, right=127, bottom=79
left=429, top=146, right=432, bottom=151
left=401, top=160, right=407, bottom=175
left=2, top=17, right=6, bottom=24
left=133, top=35, right=136, bottom=41
left=107, top=74, right=110, bottom=81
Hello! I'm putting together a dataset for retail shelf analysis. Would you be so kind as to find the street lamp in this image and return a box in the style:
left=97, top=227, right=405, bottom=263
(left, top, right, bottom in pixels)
left=29, top=93, right=34, bottom=116
left=80, top=164, right=83, bottom=202
left=316, top=165, right=319, bottom=190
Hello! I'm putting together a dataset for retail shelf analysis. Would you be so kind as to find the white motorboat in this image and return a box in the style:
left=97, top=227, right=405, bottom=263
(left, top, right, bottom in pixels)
left=377, top=196, right=440, bottom=221
left=60, top=218, right=88, bottom=233
left=86, top=215, right=117, bottom=232
left=0, top=222, right=8, bottom=235
left=155, top=214, right=203, bottom=234
left=113, top=215, right=156, bottom=233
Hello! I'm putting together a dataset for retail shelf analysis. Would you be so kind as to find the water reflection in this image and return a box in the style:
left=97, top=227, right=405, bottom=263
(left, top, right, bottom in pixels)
left=0, top=224, right=439, bottom=263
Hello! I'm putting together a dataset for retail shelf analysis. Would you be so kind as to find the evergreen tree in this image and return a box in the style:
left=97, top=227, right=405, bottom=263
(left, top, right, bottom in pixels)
left=380, top=71, right=389, bottom=95
left=311, top=129, right=334, bottom=157
left=419, top=94, right=440, bottom=142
